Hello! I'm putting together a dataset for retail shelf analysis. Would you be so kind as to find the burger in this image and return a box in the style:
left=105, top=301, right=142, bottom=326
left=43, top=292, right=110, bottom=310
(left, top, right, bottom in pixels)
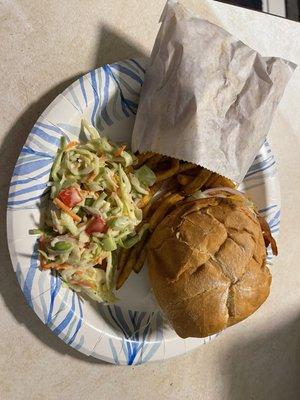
left=147, top=193, right=277, bottom=338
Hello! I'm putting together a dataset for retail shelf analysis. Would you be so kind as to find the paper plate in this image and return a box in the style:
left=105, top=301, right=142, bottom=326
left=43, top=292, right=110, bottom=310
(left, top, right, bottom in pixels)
left=7, top=58, right=280, bottom=365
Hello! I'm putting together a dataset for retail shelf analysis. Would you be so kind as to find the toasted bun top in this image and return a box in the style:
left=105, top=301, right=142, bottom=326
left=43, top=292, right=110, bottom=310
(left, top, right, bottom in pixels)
left=148, top=196, right=271, bottom=338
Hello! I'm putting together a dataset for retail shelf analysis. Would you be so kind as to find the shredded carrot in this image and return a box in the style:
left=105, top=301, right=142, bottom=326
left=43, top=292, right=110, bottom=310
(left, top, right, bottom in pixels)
left=87, top=252, right=109, bottom=268
left=113, top=145, right=126, bottom=157
left=86, top=171, right=96, bottom=183
left=69, top=279, right=96, bottom=289
left=66, top=140, right=78, bottom=149
left=74, top=270, right=84, bottom=276
left=41, top=262, right=55, bottom=270
left=53, top=198, right=81, bottom=222
left=42, top=262, right=69, bottom=270
left=98, top=154, right=106, bottom=162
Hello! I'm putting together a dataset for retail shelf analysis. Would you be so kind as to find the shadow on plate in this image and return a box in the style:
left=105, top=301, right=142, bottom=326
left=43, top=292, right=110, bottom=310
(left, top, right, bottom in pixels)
left=0, top=25, right=147, bottom=365
left=221, top=316, right=300, bottom=399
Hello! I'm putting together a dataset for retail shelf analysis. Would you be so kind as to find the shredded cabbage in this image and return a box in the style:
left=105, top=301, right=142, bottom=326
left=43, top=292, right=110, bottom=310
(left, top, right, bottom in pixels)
left=134, top=165, right=156, bottom=187
left=31, top=118, right=154, bottom=304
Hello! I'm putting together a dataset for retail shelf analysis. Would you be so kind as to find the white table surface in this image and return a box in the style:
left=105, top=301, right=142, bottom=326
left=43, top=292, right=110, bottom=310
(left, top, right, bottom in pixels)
left=1, top=1, right=300, bottom=399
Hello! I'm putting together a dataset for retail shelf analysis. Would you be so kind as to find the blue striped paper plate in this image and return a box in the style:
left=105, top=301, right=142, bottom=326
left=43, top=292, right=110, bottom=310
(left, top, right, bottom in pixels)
left=7, top=58, right=280, bottom=365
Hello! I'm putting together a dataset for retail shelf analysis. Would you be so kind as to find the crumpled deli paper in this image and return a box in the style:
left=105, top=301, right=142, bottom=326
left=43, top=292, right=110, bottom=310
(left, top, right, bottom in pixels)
left=132, top=0, right=296, bottom=183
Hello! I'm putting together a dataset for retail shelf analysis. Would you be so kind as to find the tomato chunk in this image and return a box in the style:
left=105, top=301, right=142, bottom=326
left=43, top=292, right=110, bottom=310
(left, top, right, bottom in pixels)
left=86, top=216, right=108, bottom=234
left=58, top=187, right=82, bottom=208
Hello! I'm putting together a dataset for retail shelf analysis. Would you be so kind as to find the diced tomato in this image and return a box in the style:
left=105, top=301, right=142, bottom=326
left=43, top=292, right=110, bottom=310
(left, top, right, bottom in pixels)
left=86, top=216, right=108, bottom=235
left=58, top=187, right=82, bottom=208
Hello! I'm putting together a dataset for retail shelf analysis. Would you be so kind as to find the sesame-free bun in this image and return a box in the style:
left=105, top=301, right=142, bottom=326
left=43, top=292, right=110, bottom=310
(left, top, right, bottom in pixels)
left=148, top=196, right=271, bottom=338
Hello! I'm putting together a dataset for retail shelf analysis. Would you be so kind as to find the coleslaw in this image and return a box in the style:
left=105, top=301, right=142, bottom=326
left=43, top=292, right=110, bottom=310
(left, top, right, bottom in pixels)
left=30, top=119, right=156, bottom=303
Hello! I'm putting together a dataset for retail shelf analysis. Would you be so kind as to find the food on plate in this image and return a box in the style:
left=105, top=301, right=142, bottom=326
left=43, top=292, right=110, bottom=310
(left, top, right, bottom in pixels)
left=30, top=120, right=244, bottom=303
left=119, top=153, right=238, bottom=288
left=31, top=120, right=156, bottom=303
left=147, top=192, right=277, bottom=338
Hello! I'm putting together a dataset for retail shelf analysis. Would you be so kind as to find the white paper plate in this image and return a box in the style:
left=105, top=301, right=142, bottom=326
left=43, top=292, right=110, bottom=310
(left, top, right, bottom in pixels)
left=7, top=58, right=280, bottom=365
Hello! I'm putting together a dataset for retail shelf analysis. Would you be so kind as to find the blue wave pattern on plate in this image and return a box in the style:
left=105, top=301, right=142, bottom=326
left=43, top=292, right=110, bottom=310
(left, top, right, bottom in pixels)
left=8, top=58, right=280, bottom=365
left=16, top=241, right=85, bottom=348
left=85, top=58, right=145, bottom=131
left=244, top=141, right=277, bottom=184
left=99, top=305, right=163, bottom=365
left=8, top=121, right=67, bottom=208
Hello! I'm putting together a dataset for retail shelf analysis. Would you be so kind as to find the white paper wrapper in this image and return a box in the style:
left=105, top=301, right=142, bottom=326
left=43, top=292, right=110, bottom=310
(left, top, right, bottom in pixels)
left=132, top=0, right=296, bottom=183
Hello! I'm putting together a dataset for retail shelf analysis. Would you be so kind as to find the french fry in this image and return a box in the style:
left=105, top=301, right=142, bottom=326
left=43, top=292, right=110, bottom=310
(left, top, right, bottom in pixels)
left=203, top=171, right=236, bottom=189
left=133, top=245, right=148, bottom=273
left=142, top=200, right=156, bottom=219
left=142, top=180, right=177, bottom=219
left=118, top=248, right=130, bottom=271
left=149, top=193, right=184, bottom=231
left=116, top=246, right=138, bottom=290
left=183, top=166, right=202, bottom=176
left=204, top=173, right=219, bottom=188
left=145, top=154, right=164, bottom=169
left=211, top=175, right=236, bottom=189
left=143, top=196, right=165, bottom=219
left=177, top=173, right=194, bottom=186
left=178, top=161, right=196, bottom=173
left=151, top=180, right=164, bottom=193
left=155, top=159, right=180, bottom=182
left=136, top=152, right=154, bottom=167
left=183, top=168, right=212, bottom=195
left=117, top=230, right=150, bottom=288
left=132, top=233, right=149, bottom=272
left=160, top=175, right=180, bottom=194
left=138, top=193, right=151, bottom=208
left=133, top=231, right=150, bottom=273
left=139, top=181, right=164, bottom=214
